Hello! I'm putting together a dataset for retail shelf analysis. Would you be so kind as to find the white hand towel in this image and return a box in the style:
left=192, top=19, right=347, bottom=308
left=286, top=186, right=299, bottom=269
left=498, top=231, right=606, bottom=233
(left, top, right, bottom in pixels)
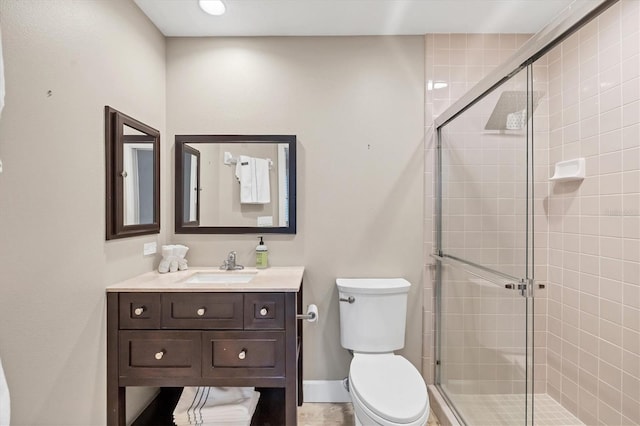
left=176, top=245, right=189, bottom=271
left=173, top=393, right=259, bottom=426
left=235, top=155, right=252, bottom=204
left=235, top=156, right=270, bottom=204
left=173, top=387, right=259, bottom=425
left=253, top=158, right=271, bottom=204
left=0, top=357, right=10, bottom=426
left=158, top=245, right=173, bottom=273
left=174, top=393, right=259, bottom=425
left=169, top=245, right=179, bottom=273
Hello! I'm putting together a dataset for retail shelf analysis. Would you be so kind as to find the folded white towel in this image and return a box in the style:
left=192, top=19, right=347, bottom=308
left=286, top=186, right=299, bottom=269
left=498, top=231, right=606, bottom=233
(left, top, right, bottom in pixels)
left=173, top=387, right=259, bottom=426
left=175, top=245, right=189, bottom=271
left=159, top=244, right=189, bottom=273
left=173, top=395, right=259, bottom=425
left=235, top=156, right=270, bottom=204
left=173, top=393, right=259, bottom=425
left=0, top=357, right=9, bottom=426
left=158, top=245, right=173, bottom=273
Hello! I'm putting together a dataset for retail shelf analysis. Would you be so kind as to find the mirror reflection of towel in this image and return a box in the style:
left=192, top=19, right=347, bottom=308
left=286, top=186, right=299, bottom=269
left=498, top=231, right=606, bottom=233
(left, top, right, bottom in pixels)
left=235, top=155, right=271, bottom=204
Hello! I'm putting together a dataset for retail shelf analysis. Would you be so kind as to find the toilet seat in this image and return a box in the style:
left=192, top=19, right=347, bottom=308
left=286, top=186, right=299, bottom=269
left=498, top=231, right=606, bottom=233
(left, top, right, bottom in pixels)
left=349, top=353, right=429, bottom=424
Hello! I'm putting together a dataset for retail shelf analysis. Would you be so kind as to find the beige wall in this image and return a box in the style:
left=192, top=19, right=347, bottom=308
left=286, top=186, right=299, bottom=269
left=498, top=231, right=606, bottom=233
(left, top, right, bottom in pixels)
left=0, top=0, right=166, bottom=424
left=167, top=36, right=425, bottom=379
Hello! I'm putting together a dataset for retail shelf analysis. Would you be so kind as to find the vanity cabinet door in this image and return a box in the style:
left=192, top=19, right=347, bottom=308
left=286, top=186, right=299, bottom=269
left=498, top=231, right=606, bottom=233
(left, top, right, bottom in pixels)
left=119, top=331, right=201, bottom=379
left=119, top=293, right=161, bottom=329
left=161, top=293, right=243, bottom=329
left=202, top=331, right=285, bottom=378
left=244, top=293, right=285, bottom=330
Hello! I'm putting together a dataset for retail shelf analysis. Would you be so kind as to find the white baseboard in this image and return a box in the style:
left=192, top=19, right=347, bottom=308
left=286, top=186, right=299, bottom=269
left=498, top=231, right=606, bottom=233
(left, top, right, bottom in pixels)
left=303, top=380, right=351, bottom=403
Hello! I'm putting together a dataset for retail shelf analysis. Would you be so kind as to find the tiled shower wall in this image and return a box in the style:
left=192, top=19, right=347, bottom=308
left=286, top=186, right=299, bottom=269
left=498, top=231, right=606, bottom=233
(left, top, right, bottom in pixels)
left=540, top=2, right=640, bottom=424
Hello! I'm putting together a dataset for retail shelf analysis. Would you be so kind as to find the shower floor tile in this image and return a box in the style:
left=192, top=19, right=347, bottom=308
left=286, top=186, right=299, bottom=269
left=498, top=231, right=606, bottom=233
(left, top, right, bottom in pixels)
left=452, top=393, right=583, bottom=426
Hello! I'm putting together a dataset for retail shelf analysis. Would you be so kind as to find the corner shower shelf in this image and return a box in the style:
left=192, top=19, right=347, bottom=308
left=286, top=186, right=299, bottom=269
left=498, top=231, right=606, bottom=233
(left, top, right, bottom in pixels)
left=549, top=158, right=585, bottom=182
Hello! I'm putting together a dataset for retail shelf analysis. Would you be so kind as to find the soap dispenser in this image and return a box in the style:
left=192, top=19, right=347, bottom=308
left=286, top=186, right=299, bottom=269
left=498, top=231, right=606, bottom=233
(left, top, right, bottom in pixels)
left=256, top=236, right=268, bottom=269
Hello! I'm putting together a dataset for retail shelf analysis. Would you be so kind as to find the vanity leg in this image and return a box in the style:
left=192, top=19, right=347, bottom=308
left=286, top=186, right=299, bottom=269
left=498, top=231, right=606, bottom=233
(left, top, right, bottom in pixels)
left=106, top=388, right=125, bottom=426
left=297, top=285, right=303, bottom=407
left=107, top=293, right=125, bottom=425
left=285, top=292, right=298, bottom=425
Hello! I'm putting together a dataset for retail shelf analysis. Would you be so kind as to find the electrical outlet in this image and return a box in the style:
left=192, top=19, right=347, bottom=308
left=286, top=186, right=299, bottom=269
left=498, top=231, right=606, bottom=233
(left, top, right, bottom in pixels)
left=143, top=242, right=157, bottom=256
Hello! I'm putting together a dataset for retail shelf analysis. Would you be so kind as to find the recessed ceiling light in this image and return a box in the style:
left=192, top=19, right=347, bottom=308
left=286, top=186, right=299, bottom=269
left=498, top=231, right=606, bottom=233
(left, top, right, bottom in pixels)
left=199, top=0, right=226, bottom=16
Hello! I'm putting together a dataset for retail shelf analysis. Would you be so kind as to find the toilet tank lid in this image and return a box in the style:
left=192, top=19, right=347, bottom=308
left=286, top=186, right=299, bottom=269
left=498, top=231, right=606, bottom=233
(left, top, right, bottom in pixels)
left=336, top=278, right=410, bottom=294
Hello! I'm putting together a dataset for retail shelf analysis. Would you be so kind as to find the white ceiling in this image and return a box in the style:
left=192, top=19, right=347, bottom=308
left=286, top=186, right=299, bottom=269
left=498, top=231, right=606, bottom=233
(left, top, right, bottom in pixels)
left=134, top=0, right=577, bottom=37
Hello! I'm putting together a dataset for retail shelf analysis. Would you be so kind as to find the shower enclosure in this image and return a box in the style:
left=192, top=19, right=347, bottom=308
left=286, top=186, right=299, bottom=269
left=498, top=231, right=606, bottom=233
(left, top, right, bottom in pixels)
left=431, top=1, right=634, bottom=425
left=434, top=64, right=538, bottom=426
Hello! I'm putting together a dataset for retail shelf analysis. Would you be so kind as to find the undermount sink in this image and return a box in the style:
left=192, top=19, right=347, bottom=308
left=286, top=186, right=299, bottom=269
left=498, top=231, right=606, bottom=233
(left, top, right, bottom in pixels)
left=185, top=272, right=257, bottom=284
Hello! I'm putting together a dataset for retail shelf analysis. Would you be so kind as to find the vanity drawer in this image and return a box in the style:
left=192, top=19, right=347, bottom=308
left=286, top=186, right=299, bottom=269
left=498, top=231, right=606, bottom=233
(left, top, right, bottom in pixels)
left=119, top=293, right=161, bottom=329
left=119, top=331, right=201, bottom=378
left=202, top=331, right=285, bottom=378
left=244, top=293, right=285, bottom=330
left=161, top=293, right=243, bottom=329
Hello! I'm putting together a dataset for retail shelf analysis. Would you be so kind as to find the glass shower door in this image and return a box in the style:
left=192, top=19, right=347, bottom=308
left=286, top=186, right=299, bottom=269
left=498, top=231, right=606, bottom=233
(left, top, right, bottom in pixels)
left=435, top=66, right=535, bottom=425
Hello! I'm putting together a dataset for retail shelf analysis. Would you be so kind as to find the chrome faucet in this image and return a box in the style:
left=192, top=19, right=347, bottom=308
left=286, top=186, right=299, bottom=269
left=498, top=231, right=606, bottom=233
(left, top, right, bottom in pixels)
left=220, top=251, right=244, bottom=270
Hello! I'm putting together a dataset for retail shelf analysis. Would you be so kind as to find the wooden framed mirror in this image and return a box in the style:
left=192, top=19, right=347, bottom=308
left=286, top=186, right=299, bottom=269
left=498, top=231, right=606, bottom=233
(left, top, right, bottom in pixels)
left=175, top=135, right=296, bottom=234
left=105, top=106, right=160, bottom=240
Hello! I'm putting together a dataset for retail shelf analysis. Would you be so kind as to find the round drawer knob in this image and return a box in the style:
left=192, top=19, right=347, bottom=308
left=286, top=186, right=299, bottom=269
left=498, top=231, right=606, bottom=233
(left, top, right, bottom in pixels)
left=155, top=350, right=165, bottom=360
left=238, top=349, right=247, bottom=360
left=260, top=307, right=268, bottom=316
left=134, top=307, right=145, bottom=316
left=196, top=308, right=206, bottom=316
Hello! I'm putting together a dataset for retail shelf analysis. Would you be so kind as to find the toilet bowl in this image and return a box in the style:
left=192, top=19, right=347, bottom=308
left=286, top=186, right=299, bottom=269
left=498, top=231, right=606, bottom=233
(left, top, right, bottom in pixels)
left=349, top=353, right=429, bottom=426
left=336, top=278, right=430, bottom=426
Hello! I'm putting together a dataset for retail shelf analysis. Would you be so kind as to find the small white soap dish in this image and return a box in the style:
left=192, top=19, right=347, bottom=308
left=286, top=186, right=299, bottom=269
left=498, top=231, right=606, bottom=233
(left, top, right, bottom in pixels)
left=549, top=158, right=585, bottom=182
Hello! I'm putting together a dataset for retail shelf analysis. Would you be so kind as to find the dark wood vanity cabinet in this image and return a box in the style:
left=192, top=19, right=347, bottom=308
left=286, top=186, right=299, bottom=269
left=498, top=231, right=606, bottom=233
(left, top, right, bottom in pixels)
left=107, top=290, right=303, bottom=425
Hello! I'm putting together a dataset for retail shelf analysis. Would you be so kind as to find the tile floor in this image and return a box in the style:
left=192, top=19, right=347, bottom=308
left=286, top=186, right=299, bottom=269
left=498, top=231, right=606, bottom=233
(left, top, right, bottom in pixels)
left=297, top=403, right=441, bottom=425
left=452, top=393, right=583, bottom=426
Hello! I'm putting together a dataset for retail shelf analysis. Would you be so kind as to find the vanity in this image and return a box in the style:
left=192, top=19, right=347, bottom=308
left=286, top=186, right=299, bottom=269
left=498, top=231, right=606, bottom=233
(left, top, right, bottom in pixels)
left=106, top=266, right=304, bottom=425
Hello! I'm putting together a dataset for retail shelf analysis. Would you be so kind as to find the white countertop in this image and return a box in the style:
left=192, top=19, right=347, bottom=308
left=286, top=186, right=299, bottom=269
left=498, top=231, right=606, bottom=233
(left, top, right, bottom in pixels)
left=106, top=266, right=304, bottom=292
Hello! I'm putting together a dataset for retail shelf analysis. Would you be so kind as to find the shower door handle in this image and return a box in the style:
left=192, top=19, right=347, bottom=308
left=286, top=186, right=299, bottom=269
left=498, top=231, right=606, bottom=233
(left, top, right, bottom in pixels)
left=505, top=282, right=529, bottom=297
left=504, top=283, right=526, bottom=290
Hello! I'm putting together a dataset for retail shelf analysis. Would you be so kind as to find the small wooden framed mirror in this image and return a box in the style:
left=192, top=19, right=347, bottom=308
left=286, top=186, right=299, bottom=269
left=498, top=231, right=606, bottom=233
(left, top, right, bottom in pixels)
left=105, top=106, right=160, bottom=240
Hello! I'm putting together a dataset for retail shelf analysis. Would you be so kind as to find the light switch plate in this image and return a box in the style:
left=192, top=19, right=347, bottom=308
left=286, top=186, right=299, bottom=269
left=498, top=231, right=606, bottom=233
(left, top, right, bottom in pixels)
left=143, top=242, right=157, bottom=256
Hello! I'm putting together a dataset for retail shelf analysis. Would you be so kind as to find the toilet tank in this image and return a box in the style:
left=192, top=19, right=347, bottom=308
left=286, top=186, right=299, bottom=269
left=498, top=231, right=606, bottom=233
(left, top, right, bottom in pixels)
left=336, top=278, right=411, bottom=353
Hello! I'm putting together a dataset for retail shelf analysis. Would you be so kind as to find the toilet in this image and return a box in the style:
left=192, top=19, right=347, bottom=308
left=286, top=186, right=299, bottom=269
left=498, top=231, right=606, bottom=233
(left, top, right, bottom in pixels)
left=337, top=278, right=430, bottom=426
